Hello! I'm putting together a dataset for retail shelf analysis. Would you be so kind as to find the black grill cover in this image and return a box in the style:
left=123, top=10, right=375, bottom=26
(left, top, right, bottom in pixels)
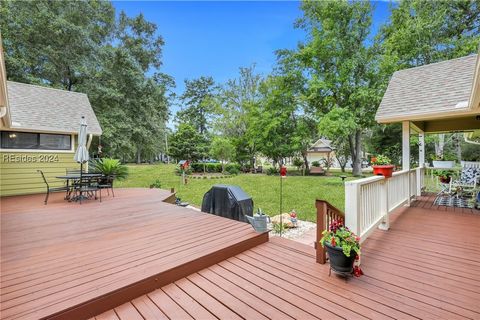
left=201, top=185, right=253, bottom=222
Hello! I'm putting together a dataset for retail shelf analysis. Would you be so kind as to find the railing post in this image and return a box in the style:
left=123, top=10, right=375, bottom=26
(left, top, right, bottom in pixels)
left=345, top=181, right=360, bottom=236
left=378, top=178, right=389, bottom=230
left=416, top=167, right=422, bottom=196
left=315, top=200, right=326, bottom=264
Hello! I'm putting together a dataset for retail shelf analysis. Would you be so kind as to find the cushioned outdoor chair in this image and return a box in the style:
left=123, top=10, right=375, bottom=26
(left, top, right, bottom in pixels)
left=450, top=166, right=480, bottom=199
left=37, top=170, right=71, bottom=205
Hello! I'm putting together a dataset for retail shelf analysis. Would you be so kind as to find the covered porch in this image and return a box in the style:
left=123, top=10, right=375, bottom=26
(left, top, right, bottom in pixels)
left=342, top=51, right=480, bottom=244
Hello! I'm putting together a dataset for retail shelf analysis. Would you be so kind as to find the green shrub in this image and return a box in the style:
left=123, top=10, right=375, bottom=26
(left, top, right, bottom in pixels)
left=191, top=163, right=204, bottom=173
left=206, top=163, right=222, bottom=173
left=91, top=158, right=128, bottom=180
left=293, top=157, right=304, bottom=170
left=311, top=161, right=320, bottom=167
left=266, top=167, right=278, bottom=175
left=150, top=179, right=162, bottom=188
left=225, top=163, right=241, bottom=175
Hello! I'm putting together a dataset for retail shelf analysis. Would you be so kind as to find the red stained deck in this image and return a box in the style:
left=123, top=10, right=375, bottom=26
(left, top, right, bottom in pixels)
left=94, top=194, right=480, bottom=320
left=0, top=189, right=268, bottom=320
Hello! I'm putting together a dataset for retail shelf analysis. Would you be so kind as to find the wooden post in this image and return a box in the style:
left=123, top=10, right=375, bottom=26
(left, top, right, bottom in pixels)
left=315, top=200, right=326, bottom=264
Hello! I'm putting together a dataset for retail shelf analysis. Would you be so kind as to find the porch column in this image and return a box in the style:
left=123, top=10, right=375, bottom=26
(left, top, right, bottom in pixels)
left=402, top=121, right=410, bottom=171
left=418, top=132, right=425, bottom=168
left=402, top=121, right=411, bottom=205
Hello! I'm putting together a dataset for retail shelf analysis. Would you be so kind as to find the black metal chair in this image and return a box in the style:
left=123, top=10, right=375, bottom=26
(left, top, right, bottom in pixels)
left=37, top=170, right=71, bottom=205
left=96, top=175, right=115, bottom=202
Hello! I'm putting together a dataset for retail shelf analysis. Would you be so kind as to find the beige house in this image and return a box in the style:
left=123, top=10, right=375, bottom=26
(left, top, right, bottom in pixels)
left=306, top=138, right=337, bottom=167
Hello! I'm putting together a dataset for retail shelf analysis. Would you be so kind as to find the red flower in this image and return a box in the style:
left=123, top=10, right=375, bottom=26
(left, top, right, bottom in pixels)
left=353, top=266, right=364, bottom=277
left=355, top=236, right=360, bottom=242
left=330, top=237, right=337, bottom=247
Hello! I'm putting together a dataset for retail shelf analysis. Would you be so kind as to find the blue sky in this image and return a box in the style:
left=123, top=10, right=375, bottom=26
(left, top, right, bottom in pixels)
left=113, top=1, right=392, bottom=118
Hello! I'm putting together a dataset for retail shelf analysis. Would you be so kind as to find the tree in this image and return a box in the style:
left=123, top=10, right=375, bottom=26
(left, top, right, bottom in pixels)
left=381, top=0, right=480, bottom=70
left=0, top=0, right=115, bottom=90
left=1, top=3, right=173, bottom=162
left=210, top=137, right=235, bottom=172
left=177, top=76, right=216, bottom=135
left=215, top=65, right=263, bottom=167
left=250, top=74, right=299, bottom=166
left=294, top=0, right=383, bottom=176
left=169, top=124, right=208, bottom=162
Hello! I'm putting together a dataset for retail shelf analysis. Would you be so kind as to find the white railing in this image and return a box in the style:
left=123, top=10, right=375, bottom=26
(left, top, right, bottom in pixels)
left=345, top=167, right=425, bottom=242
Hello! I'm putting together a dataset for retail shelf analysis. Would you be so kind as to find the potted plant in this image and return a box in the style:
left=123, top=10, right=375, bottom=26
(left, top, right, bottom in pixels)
left=320, top=220, right=363, bottom=277
left=371, top=155, right=394, bottom=178
left=433, top=169, right=453, bottom=184
left=432, top=154, right=455, bottom=168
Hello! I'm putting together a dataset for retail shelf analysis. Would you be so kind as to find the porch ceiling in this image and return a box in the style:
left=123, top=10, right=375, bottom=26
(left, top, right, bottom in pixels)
left=411, top=114, right=480, bottom=133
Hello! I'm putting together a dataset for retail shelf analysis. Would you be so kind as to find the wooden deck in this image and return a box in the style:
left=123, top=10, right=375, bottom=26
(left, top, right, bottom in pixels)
left=0, top=189, right=268, bottom=320
left=94, top=196, right=480, bottom=320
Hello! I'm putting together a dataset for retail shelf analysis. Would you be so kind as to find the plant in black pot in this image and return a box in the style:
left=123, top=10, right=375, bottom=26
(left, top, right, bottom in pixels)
left=320, top=220, right=363, bottom=277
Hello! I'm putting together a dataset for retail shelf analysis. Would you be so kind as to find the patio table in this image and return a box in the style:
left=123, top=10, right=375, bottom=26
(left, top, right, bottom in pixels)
left=56, top=173, right=103, bottom=201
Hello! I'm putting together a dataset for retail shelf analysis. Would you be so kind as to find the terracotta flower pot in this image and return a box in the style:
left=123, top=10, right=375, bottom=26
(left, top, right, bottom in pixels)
left=372, top=165, right=394, bottom=178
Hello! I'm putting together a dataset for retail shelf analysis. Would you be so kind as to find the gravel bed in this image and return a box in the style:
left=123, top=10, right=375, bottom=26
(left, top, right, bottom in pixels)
left=269, top=219, right=317, bottom=240
left=185, top=205, right=317, bottom=241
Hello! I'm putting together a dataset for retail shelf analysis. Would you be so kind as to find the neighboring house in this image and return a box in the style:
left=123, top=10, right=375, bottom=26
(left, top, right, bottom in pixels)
left=0, top=40, right=102, bottom=196
left=306, top=138, right=339, bottom=167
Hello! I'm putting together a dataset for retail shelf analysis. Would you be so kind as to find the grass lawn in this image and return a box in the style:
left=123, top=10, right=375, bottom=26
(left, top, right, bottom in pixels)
left=116, top=164, right=366, bottom=222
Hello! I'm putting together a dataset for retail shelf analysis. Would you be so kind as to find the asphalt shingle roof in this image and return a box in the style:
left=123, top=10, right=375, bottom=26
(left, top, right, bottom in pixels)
left=376, top=54, right=478, bottom=122
left=7, top=81, right=102, bottom=135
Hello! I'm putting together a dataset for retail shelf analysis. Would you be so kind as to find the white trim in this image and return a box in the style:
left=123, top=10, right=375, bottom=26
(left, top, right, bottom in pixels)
left=376, top=107, right=479, bottom=123
left=468, top=47, right=480, bottom=110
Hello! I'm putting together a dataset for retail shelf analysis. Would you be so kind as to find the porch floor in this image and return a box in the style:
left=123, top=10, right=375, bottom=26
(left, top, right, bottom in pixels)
left=412, top=192, right=479, bottom=214
left=94, top=196, right=480, bottom=320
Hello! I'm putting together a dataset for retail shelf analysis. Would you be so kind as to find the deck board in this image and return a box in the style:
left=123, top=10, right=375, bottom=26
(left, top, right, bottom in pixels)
left=1, top=189, right=267, bottom=320
left=95, top=195, right=480, bottom=320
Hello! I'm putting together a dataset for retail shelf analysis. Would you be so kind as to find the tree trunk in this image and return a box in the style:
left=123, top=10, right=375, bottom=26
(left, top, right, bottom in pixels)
left=136, top=147, right=142, bottom=164
left=434, top=134, right=445, bottom=157
left=455, top=133, right=462, bottom=163
left=349, top=130, right=362, bottom=177
left=301, top=151, right=309, bottom=175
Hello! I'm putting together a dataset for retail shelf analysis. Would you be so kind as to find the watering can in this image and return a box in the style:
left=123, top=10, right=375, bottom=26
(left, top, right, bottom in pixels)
left=246, top=208, right=270, bottom=232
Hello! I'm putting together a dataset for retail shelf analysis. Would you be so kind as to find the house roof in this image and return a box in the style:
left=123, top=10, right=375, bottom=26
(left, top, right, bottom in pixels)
left=308, top=138, right=334, bottom=152
left=6, top=81, right=102, bottom=135
left=376, top=54, right=479, bottom=123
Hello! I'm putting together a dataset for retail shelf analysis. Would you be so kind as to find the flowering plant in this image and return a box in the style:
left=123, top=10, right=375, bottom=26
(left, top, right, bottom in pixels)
left=320, top=220, right=361, bottom=257
left=320, top=220, right=363, bottom=277
left=371, top=155, right=391, bottom=166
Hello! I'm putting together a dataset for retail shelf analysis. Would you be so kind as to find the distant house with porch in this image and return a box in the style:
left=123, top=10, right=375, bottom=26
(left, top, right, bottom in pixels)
left=0, top=40, right=101, bottom=196
left=306, top=138, right=338, bottom=167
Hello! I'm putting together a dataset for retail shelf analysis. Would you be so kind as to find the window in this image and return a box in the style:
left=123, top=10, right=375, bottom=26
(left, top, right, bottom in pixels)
left=1, top=131, right=72, bottom=150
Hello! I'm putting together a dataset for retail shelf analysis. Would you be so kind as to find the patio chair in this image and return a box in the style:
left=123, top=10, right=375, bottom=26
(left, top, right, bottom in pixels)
left=96, top=175, right=115, bottom=202
left=66, top=168, right=85, bottom=175
left=450, top=166, right=480, bottom=199
left=37, top=170, right=71, bottom=205
left=72, top=176, right=99, bottom=204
